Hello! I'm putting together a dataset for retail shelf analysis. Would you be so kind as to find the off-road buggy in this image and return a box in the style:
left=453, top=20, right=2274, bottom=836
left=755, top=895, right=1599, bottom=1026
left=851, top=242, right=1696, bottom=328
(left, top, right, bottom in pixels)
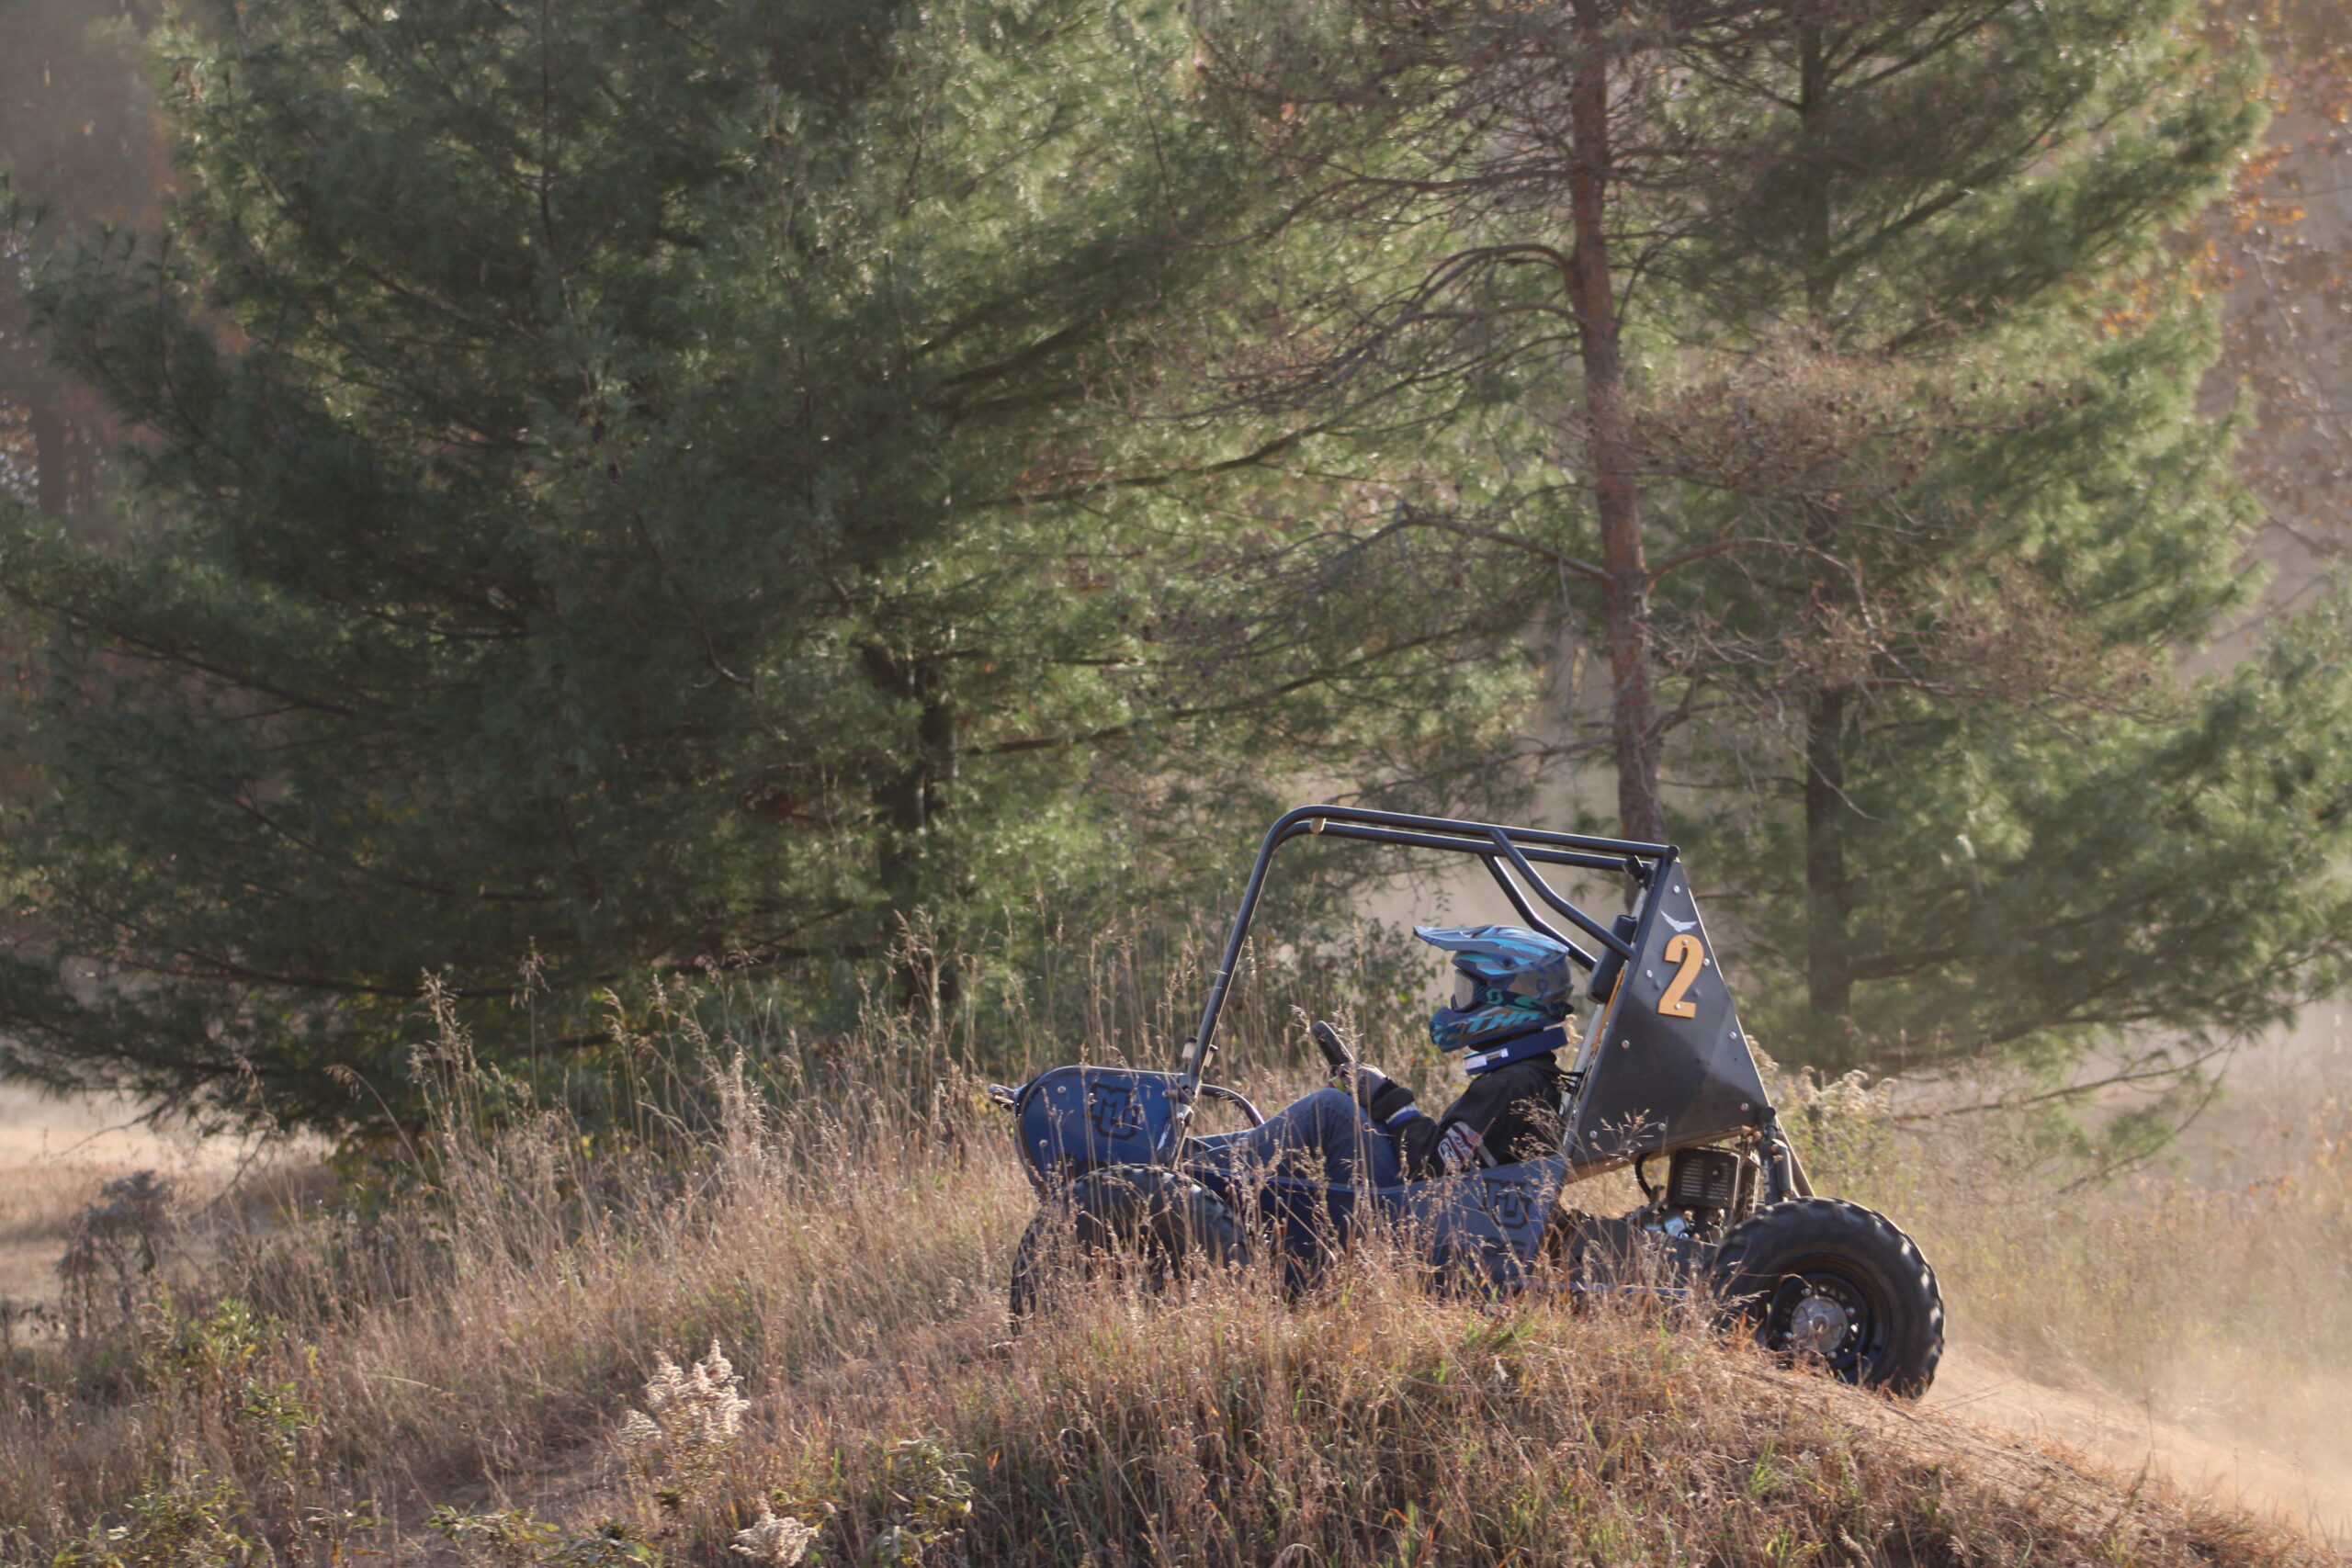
left=990, top=806, right=1944, bottom=1394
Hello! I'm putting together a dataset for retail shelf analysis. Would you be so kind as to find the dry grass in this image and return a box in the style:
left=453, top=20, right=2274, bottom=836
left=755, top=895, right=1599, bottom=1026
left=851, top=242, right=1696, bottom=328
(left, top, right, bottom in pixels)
left=0, top=997, right=2338, bottom=1568
left=1787, top=1053, right=2352, bottom=1506
left=762, top=1270, right=2334, bottom=1568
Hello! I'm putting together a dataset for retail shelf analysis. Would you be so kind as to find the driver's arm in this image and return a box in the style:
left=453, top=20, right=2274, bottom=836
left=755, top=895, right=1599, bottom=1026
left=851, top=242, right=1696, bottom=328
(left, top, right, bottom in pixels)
left=1338, top=1063, right=1441, bottom=1175
left=1394, top=1059, right=1566, bottom=1179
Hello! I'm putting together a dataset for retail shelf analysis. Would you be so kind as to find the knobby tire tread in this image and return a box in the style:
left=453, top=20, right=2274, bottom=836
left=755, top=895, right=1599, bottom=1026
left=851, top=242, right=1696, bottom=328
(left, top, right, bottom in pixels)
left=1711, top=1196, right=1944, bottom=1396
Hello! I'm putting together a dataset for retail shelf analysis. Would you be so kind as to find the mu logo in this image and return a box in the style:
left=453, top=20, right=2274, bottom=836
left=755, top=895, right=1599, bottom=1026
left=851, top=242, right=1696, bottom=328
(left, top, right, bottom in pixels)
left=1483, top=1179, right=1535, bottom=1233
left=1086, top=1085, right=1147, bottom=1142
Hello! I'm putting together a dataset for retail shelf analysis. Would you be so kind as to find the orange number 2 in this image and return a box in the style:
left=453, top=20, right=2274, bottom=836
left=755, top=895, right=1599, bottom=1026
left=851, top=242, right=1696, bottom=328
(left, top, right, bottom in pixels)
left=1657, top=933, right=1704, bottom=1019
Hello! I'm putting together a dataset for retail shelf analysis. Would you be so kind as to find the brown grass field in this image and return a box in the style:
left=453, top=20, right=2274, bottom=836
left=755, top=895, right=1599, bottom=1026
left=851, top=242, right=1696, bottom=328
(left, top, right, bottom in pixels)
left=0, top=986, right=2346, bottom=1567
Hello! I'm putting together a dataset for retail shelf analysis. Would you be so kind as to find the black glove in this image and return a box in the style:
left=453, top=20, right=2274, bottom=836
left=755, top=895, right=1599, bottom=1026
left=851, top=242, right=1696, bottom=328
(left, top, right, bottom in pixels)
left=1338, top=1063, right=1418, bottom=1123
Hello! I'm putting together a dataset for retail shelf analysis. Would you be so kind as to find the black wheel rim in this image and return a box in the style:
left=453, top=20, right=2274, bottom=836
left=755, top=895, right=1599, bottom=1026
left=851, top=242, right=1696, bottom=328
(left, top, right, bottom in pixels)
left=1758, top=1256, right=1893, bottom=1382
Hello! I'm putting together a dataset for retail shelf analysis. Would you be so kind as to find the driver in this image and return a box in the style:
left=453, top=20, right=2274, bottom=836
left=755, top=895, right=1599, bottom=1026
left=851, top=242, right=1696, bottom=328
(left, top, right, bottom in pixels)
left=1186, top=924, right=1577, bottom=1187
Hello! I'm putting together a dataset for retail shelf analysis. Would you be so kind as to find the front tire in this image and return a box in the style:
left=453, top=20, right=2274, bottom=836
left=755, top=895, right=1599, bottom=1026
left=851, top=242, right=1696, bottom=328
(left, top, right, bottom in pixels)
left=1709, top=1197, right=1943, bottom=1395
left=1008, top=1165, right=1250, bottom=1325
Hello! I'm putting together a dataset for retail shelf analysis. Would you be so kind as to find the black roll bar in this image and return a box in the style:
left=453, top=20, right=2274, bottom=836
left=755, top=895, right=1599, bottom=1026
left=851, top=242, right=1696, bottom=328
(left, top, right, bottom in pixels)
left=1170, top=806, right=1677, bottom=1129
left=1479, top=857, right=1586, bottom=960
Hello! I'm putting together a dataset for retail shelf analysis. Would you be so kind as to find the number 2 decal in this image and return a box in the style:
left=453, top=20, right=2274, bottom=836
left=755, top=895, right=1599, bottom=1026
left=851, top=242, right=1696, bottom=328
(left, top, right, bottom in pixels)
left=1657, top=932, right=1704, bottom=1019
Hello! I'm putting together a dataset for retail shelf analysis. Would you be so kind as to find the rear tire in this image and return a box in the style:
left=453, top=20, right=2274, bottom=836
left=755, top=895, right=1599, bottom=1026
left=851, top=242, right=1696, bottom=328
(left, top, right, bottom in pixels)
left=1709, top=1197, right=1943, bottom=1395
left=1007, top=1213, right=1050, bottom=1323
left=1007, top=1165, right=1250, bottom=1325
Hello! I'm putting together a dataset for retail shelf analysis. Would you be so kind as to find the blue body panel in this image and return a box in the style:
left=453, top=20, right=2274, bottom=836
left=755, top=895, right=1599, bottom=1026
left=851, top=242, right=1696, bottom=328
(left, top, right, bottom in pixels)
left=1014, top=1066, right=1182, bottom=1183
left=1187, top=1158, right=1567, bottom=1294
left=1013, top=1065, right=1566, bottom=1292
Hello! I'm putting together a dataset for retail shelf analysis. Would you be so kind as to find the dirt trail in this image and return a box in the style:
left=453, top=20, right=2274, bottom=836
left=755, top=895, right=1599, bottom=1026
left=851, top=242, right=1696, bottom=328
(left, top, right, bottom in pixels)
left=1927, top=1341, right=2352, bottom=1549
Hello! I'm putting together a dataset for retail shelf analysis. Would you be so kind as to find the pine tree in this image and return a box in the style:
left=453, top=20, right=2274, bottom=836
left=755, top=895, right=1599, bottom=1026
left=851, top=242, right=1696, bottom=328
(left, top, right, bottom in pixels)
left=1196, top=0, right=1756, bottom=845
left=0, top=0, right=1536, bottom=1125
left=1650, top=2, right=2352, bottom=1085
left=1199, top=0, right=2352, bottom=1088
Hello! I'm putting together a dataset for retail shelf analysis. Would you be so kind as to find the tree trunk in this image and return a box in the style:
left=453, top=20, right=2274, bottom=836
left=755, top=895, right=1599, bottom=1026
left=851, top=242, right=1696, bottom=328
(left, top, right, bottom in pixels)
left=1796, top=23, right=1853, bottom=1026
left=1568, top=0, right=1665, bottom=847
left=28, top=393, right=72, bottom=517
left=863, top=644, right=963, bottom=1016
left=1803, top=682, right=1851, bottom=1016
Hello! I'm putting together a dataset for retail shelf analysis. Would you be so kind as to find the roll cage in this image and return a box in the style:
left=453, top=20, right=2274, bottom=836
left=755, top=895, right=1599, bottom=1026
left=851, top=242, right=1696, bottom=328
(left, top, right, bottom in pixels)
left=1169, top=805, right=1776, bottom=1178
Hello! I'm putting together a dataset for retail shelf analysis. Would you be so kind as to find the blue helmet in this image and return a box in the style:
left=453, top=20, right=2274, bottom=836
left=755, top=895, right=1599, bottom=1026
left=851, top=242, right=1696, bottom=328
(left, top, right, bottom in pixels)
left=1417, top=923, right=1576, bottom=1058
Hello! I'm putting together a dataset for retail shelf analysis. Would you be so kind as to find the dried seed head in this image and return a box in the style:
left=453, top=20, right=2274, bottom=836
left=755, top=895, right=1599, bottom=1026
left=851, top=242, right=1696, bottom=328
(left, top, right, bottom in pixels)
left=730, top=1506, right=814, bottom=1568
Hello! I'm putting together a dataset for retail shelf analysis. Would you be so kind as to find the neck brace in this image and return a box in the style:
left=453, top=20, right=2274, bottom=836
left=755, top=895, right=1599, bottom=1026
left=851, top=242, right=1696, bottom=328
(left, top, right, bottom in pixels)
left=1457, top=1022, right=1572, bottom=1075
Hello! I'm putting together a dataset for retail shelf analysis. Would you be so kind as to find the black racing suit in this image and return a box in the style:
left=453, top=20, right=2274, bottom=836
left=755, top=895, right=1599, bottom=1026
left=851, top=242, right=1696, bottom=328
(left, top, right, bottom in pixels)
left=1387, top=1053, right=1570, bottom=1178
left=1185, top=1050, right=1572, bottom=1189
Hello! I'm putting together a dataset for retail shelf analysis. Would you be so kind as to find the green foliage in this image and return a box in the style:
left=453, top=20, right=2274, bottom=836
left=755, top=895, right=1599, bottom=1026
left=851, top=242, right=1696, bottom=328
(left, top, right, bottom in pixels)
left=429, top=1510, right=659, bottom=1568
left=36, top=1297, right=377, bottom=1568
left=1189, top=0, right=2352, bottom=1085
left=1718, top=597, right=2352, bottom=1072
left=854, top=1437, right=972, bottom=1568
left=5, top=0, right=2346, bottom=1133
left=1650, top=1, right=2352, bottom=1076
left=137, top=1298, right=334, bottom=1493
left=52, top=1476, right=255, bottom=1568
left=0, top=0, right=1533, bottom=1128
